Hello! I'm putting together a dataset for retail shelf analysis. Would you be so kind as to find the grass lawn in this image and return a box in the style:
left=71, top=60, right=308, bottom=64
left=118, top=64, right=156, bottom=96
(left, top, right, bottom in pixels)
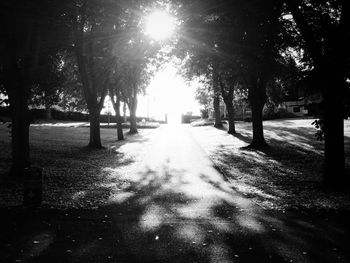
left=1, top=118, right=350, bottom=211
left=191, top=118, right=350, bottom=210
left=0, top=123, right=154, bottom=208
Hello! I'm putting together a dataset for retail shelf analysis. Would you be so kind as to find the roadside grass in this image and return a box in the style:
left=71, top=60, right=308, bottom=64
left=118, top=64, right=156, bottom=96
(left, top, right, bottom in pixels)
left=2, top=119, right=350, bottom=211
left=0, top=123, right=153, bottom=209
left=191, top=118, right=350, bottom=211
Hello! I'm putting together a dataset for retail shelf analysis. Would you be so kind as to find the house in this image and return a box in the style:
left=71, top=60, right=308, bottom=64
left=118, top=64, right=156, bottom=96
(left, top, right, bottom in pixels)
left=281, top=93, right=322, bottom=117
left=281, top=100, right=308, bottom=116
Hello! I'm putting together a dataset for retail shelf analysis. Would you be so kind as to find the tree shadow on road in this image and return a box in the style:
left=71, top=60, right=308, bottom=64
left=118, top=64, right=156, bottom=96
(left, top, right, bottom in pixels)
left=212, top=122, right=350, bottom=210
left=1, top=162, right=349, bottom=263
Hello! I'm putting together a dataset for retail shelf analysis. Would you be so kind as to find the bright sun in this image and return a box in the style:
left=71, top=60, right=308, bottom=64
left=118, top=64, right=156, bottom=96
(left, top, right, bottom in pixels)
left=145, top=11, right=176, bottom=41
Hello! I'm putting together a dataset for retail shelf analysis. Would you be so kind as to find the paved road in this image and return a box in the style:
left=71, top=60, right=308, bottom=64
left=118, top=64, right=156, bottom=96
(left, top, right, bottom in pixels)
left=1, top=125, right=350, bottom=263
left=112, top=125, right=350, bottom=263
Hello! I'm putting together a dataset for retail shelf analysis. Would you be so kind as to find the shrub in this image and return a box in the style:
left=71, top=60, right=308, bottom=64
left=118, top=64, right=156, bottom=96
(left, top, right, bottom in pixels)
left=263, top=107, right=297, bottom=120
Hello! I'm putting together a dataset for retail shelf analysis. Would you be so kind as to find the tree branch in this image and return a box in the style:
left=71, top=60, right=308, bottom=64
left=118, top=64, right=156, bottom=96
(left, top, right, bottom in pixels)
left=284, top=0, right=323, bottom=65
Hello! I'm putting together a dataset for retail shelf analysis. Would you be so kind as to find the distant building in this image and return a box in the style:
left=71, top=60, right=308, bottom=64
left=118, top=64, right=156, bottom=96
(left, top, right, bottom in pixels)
left=281, top=100, right=308, bottom=116
left=281, top=93, right=322, bottom=117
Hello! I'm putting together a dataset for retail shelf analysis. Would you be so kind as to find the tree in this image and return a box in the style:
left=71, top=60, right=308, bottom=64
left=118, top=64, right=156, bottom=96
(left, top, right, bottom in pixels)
left=118, top=60, right=151, bottom=134
left=0, top=0, right=70, bottom=177
left=108, top=68, right=124, bottom=140
left=233, top=87, right=249, bottom=121
left=174, top=0, right=226, bottom=128
left=111, top=2, right=164, bottom=134
left=183, top=59, right=224, bottom=127
left=58, top=53, right=86, bottom=112
left=70, top=0, right=118, bottom=148
left=284, top=0, right=350, bottom=187
left=195, top=79, right=212, bottom=119
left=30, top=54, right=65, bottom=119
left=245, top=71, right=268, bottom=147
left=109, top=89, right=124, bottom=141
left=177, top=0, right=285, bottom=144
left=218, top=70, right=237, bottom=134
left=212, top=62, right=223, bottom=128
left=229, top=0, right=285, bottom=148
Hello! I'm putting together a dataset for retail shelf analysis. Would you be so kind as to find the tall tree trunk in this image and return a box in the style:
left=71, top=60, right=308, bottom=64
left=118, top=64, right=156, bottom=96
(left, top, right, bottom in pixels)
left=128, top=99, right=138, bottom=134
left=117, top=116, right=124, bottom=140
left=123, top=102, right=127, bottom=122
left=248, top=75, right=267, bottom=148
left=213, top=92, right=222, bottom=128
left=9, top=82, right=31, bottom=177
left=226, top=101, right=236, bottom=134
left=219, top=76, right=236, bottom=135
left=88, top=107, right=102, bottom=148
left=129, top=113, right=137, bottom=134
left=111, top=96, right=124, bottom=141
left=322, top=70, right=346, bottom=187
left=3, top=25, right=32, bottom=177
left=321, top=7, right=349, bottom=187
left=212, top=65, right=222, bottom=128
left=286, top=0, right=350, bottom=188
left=73, top=12, right=107, bottom=149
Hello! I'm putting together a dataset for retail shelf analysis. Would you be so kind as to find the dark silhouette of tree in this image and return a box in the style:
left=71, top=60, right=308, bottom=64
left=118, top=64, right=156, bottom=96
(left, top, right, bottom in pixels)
left=30, top=54, right=65, bottom=119
left=70, top=0, right=115, bottom=148
left=174, top=0, right=226, bottom=128
left=284, top=0, right=350, bottom=188
left=0, top=0, right=70, bottom=177
left=58, top=53, right=86, bottom=113
left=117, top=60, right=151, bottom=134
left=177, top=0, right=285, bottom=147
left=218, top=69, right=237, bottom=134
left=183, top=59, right=223, bottom=128
left=212, top=62, right=223, bottom=128
left=109, top=69, right=124, bottom=141
left=229, top=0, right=285, bottom=148
left=245, top=72, right=268, bottom=148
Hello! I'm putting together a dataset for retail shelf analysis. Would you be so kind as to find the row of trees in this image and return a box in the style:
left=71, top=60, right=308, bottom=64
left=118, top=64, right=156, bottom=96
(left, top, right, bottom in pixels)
left=1, top=0, right=349, bottom=189
left=0, top=0, right=163, bottom=176
left=175, top=0, right=350, bottom=188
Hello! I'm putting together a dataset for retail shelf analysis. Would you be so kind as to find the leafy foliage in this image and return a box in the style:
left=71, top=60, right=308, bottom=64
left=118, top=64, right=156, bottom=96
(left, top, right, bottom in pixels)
left=29, top=54, right=66, bottom=110
left=312, top=119, right=325, bottom=141
left=195, top=80, right=212, bottom=114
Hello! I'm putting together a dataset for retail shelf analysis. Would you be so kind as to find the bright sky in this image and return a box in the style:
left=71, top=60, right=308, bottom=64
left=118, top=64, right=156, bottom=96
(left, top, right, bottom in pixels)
left=138, top=64, right=201, bottom=122
left=103, top=64, right=201, bottom=122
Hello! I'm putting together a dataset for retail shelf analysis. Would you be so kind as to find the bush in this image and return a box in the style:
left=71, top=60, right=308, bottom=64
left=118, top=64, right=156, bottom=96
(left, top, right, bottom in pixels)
left=200, top=109, right=209, bottom=119
left=263, top=107, right=297, bottom=120
left=30, top=108, right=47, bottom=120
left=51, top=109, right=89, bottom=121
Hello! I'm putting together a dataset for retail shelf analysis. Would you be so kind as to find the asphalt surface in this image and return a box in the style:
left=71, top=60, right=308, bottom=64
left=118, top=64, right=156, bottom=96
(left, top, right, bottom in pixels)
left=1, top=125, right=350, bottom=263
